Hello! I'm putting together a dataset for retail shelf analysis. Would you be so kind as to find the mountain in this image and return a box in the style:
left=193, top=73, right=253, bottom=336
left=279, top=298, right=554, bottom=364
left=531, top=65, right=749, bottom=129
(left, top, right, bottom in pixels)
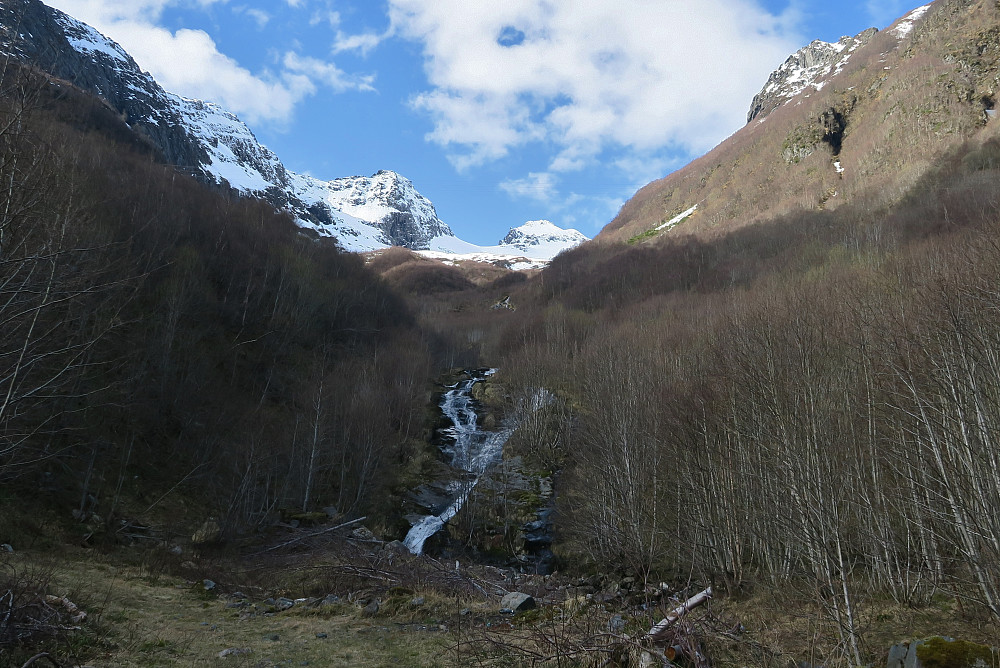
left=417, top=220, right=589, bottom=270
left=499, top=220, right=589, bottom=255
left=0, top=0, right=585, bottom=261
left=598, top=0, right=997, bottom=245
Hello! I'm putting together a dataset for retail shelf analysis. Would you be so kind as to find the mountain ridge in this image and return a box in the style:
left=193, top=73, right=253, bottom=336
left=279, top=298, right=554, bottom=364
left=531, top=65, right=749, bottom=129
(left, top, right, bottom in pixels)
left=598, top=0, right=997, bottom=245
left=0, top=0, right=588, bottom=261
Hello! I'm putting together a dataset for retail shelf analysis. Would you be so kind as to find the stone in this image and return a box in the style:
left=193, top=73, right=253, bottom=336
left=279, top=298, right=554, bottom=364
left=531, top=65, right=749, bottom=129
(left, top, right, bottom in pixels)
left=202, top=579, right=216, bottom=591
left=0, top=544, right=12, bottom=553
left=191, top=519, right=222, bottom=545
left=500, top=592, right=535, bottom=613
left=168, top=545, right=182, bottom=556
left=361, top=600, right=380, bottom=617
left=911, top=636, right=997, bottom=668
left=352, top=526, right=376, bottom=541
left=274, top=597, right=295, bottom=611
left=319, top=594, right=340, bottom=607
left=410, top=596, right=425, bottom=608
left=888, top=643, right=909, bottom=668
left=315, top=633, right=328, bottom=639
left=217, top=647, right=251, bottom=659
left=608, top=614, right=626, bottom=633
left=384, top=540, right=409, bottom=555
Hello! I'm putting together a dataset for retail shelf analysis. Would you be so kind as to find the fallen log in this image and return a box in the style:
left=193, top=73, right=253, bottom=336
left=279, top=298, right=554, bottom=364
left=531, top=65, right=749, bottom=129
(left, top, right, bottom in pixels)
left=646, top=586, right=712, bottom=642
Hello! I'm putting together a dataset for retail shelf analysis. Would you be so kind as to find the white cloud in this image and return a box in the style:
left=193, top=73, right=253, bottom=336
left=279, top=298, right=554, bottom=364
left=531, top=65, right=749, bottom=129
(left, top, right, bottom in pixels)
left=283, top=52, right=375, bottom=92
left=234, top=6, right=271, bottom=28
left=388, top=0, right=802, bottom=171
left=500, top=172, right=559, bottom=202
left=47, top=0, right=374, bottom=126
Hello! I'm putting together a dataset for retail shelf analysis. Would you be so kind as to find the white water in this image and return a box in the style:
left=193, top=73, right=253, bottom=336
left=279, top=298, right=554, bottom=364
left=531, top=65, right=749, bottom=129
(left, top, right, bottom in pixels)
left=404, top=369, right=514, bottom=554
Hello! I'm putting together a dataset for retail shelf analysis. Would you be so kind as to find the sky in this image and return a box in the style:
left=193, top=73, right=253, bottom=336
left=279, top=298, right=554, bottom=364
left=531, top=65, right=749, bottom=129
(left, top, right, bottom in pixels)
left=45, top=0, right=927, bottom=245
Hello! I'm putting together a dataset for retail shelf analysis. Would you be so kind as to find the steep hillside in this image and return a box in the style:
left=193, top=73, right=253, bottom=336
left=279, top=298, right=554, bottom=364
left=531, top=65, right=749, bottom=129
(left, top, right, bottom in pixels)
left=600, top=0, right=998, bottom=243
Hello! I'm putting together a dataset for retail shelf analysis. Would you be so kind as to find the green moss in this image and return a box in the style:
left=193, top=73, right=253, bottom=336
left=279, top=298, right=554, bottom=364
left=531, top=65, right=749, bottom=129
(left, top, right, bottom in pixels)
left=916, top=636, right=998, bottom=668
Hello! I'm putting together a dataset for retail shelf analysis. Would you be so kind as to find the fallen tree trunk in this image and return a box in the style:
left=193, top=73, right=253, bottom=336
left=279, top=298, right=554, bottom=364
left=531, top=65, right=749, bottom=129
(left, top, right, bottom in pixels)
left=646, top=586, right=712, bottom=642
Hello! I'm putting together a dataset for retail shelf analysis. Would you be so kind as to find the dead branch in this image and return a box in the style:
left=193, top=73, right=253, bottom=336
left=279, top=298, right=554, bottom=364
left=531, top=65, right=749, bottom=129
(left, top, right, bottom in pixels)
left=646, top=586, right=712, bottom=642
left=253, top=516, right=367, bottom=555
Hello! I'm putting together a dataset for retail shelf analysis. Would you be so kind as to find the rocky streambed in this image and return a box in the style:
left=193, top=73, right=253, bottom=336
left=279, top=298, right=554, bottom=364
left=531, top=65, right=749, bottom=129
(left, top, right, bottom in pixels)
left=402, top=369, right=556, bottom=572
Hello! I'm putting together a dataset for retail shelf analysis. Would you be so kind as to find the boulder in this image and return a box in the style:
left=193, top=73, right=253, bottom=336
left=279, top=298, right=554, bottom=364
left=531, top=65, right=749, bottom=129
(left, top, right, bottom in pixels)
left=500, top=592, right=535, bottom=613
left=191, top=519, right=222, bottom=545
left=887, top=637, right=998, bottom=668
left=361, top=600, right=380, bottom=617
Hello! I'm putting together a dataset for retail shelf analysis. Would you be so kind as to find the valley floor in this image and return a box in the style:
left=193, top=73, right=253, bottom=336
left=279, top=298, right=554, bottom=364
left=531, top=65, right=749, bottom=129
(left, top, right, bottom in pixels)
left=4, top=534, right=1000, bottom=667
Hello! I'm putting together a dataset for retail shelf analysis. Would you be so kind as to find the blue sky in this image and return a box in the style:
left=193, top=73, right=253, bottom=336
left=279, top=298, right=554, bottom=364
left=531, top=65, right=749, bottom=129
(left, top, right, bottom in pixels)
left=47, top=0, right=927, bottom=245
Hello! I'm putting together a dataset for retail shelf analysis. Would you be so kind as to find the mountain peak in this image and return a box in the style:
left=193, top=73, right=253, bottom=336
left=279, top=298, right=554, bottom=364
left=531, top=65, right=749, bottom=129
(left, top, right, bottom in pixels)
left=500, top=220, right=588, bottom=253
left=747, top=28, right=879, bottom=123
left=1, top=0, right=460, bottom=254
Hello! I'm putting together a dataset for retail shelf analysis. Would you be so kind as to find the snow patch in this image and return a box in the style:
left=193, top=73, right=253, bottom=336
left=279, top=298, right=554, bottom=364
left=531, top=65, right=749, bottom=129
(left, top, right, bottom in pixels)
left=656, top=204, right=698, bottom=232
left=891, top=4, right=931, bottom=39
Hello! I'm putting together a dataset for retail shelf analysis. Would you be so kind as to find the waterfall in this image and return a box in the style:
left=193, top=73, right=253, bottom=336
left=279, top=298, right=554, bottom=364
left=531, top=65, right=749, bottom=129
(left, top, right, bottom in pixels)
left=403, top=369, right=513, bottom=555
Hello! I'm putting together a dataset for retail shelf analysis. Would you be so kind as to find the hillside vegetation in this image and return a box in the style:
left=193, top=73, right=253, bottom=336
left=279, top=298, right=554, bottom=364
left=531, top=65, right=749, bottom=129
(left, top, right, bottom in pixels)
left=0, top=62, right=434, bottom=544
left=7, top=0, right=1000, bottom=666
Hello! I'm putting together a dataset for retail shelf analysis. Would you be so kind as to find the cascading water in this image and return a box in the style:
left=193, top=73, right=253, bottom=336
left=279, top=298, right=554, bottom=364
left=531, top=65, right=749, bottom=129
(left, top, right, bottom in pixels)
left=403, top=369, right=514, bottom=555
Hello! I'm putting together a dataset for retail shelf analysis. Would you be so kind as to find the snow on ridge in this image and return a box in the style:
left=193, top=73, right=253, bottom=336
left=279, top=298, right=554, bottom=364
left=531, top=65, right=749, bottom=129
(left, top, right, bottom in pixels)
left=891, top=4, right=932, bottom=39
left=37, top=4, right=521, bottom=256
left=51, top=11, right=130, bottom=64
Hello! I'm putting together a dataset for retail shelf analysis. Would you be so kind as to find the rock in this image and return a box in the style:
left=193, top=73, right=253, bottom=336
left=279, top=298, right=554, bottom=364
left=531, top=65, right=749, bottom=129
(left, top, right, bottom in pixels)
left=319, top=594, right=340, bottom=607
left=410, top=597, right=425, bottom=608
left=202, top=579, right=216, bottom=591
left=218, top=647, right=251, bottom=658
left=274, top=597, right=295, bottom=611
left=352, top=526, right=376, bottom=541
left=500, top=592, right=535, bottom=613
left=0, top=544, right=12, bottom=553
left=191, top=519, right=222, bottom=545
left=905, top=636, right=998, bottom=668
left=384, top=540, right=409, bottom=555
left=361, top=600, right=380, bottom=617
left=608, top=614, right=626, bottom=633
left=180, top=560, right=197, bottom=571
left=315, top=633, right=328, bottom=639
left=168, top=545, right=182, bottom=556
left=887, top=643, right=909, bottom=668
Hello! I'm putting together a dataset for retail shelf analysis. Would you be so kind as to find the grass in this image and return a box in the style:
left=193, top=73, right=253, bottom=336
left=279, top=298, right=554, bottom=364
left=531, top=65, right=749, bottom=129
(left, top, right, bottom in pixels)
left=2, top=548, right=455, bottom=667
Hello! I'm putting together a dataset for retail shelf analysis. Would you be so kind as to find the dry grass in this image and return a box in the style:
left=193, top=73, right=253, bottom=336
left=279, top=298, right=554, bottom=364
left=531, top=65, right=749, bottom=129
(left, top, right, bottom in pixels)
left=2, top=547, right=460, bottom=667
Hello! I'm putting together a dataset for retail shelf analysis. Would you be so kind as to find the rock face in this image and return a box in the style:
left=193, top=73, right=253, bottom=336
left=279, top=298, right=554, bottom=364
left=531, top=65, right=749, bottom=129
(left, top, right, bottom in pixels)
left=747, top=28, right=878, bottom=123
left=0, top=0, right=456, bottom=252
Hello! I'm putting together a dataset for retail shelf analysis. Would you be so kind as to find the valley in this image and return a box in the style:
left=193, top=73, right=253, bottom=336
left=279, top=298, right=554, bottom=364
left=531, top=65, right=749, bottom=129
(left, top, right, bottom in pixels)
left=4, top=0, right=1000, bottom=666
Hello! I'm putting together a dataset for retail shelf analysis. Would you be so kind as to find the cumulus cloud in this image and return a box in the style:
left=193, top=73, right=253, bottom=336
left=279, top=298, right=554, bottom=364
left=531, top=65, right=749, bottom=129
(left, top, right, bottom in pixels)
left=47, top=0, right=373, bottom=126
left=388, top=0, right=801, bottom=172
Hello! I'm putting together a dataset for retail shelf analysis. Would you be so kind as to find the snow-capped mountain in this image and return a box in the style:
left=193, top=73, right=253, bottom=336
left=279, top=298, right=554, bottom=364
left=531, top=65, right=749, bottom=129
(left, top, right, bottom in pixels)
left=0, top=0, right=584, bottom=261
left=416, top=220, right=588, bottom=270
left=499, top=221, right=589, bottom=256
left=747, top=4, right=933, bottom=124
left=747, top=28, right=879, bottom=123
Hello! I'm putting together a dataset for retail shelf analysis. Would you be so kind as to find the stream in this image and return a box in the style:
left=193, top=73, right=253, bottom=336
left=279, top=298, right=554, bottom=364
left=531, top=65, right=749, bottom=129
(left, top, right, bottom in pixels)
left=403, top=369, right=514, bottom=554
